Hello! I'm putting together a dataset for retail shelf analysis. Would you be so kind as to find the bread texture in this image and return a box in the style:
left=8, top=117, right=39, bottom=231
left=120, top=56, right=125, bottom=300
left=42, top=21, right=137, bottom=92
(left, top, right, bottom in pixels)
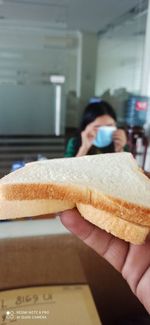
left=77, top=203, right=149, bottom=245
left=0, top=199, right=75, bottom=220
left=0, top=152, right=149, bottom=244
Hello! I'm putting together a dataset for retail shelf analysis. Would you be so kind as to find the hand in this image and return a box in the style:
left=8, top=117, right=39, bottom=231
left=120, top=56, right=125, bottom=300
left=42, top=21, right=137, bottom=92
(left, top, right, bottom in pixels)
left=76, top=126, right=97, bottom=156
left=113, top=129, right=127, bottom=152
left=60, top=209, right=150, bottom=314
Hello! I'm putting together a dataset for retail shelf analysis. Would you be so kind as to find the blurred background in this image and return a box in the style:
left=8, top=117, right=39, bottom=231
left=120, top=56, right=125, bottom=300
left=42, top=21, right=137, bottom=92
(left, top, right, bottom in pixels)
left=0, top=0, right=150, bottom=174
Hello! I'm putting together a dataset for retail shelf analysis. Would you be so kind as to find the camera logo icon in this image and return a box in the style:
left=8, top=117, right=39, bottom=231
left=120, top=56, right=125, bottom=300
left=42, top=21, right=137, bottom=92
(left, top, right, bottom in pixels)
left=6, top=310, right=15, bottom=320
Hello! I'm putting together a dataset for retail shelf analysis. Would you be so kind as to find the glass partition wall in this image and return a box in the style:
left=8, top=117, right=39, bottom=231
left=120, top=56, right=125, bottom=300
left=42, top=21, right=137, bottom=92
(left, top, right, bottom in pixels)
left=95, top=2, right=148, bottom=124
left=0, top=22, right=78, bottom=135
left=0, top=0, right=149, bottom=173
left=0, top=20, right=79, bottom=174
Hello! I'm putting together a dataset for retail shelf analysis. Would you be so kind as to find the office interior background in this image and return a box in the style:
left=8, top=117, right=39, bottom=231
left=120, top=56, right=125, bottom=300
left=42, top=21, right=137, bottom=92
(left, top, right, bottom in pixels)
left=0, top=0, right=150, bottom=174
left=0, top=3, right=150, bottom=323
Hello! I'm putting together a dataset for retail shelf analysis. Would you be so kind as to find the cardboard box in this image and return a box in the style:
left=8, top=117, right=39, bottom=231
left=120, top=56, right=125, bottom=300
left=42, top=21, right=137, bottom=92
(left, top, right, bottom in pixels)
left=0, top=233, right=148, bottom=324
left=0, top=285, right=101, bottom=325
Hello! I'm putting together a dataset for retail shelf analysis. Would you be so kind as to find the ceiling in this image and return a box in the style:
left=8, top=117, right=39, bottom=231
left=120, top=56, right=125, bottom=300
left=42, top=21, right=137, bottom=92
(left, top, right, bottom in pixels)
left=0, top=0, right=147, bottom=33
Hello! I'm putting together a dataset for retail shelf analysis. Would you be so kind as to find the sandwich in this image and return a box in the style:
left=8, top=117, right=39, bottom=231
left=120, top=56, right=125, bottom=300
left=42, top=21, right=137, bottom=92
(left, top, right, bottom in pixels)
left=0, top=152, right=149, bottom=245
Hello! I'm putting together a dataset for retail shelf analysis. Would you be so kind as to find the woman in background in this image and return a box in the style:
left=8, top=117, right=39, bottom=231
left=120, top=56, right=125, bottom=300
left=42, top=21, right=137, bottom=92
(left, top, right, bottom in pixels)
left=65, top=100, right=128, bottom=157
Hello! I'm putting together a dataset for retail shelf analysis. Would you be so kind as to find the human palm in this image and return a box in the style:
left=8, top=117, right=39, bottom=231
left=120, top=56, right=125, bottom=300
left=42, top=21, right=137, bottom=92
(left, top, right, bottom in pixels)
left=60, top=208, right=150, bottom=314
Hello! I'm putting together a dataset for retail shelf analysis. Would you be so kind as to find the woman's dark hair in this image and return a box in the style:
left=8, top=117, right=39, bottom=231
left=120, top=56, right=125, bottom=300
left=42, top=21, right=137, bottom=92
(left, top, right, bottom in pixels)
left=79, top=100, right=117, bottom=132
left=74, top=100, right=117, bottom=155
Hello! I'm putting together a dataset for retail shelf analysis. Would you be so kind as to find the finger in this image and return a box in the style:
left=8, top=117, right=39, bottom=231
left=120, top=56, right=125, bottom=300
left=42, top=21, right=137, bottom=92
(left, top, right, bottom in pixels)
left=121, top=240, right=150, bottom=314
left=60, top=208, right=129, bottom=272
left=113, top=132, right=126, bottom=142
left=113, top=134, right=122, bottom=140
left=136, top=267, right=150, bottom=314
left=122, top=240, right=150, bottom=294
left=113, top=137, right=121, bottom=144
left=87, top=131, right=97, bottom=141
left=113, top=139, right=122, bottom=147
left=113, top=130, right=120, bottom=136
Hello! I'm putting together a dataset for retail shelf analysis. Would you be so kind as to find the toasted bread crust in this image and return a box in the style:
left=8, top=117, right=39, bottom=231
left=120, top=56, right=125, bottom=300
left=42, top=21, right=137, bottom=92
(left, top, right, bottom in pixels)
left=0, top=182, right=150, bottom=227
left=77, top=203, right=149, bottom=244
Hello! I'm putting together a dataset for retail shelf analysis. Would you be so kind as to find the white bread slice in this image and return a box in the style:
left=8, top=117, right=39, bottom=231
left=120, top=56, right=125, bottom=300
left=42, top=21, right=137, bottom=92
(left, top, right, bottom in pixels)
left=0, top=199, right=75, bottom=220
left=0, top=153, right=149, bottom=228
left=77, top=203, right=149, bottom=245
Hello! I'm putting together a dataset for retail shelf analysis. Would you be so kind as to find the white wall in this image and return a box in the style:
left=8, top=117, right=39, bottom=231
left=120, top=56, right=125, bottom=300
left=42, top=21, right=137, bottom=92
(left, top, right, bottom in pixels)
left=95, top=35, right=145, bottom=96
left=66, top=32, right=98, bottom=127
left=79, top=33, right=98, bottom=102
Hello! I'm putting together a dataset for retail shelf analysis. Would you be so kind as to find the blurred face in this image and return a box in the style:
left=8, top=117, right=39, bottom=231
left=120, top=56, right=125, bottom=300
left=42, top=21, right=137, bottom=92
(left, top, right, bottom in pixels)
left=85, top=114, right=116, bottom=137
